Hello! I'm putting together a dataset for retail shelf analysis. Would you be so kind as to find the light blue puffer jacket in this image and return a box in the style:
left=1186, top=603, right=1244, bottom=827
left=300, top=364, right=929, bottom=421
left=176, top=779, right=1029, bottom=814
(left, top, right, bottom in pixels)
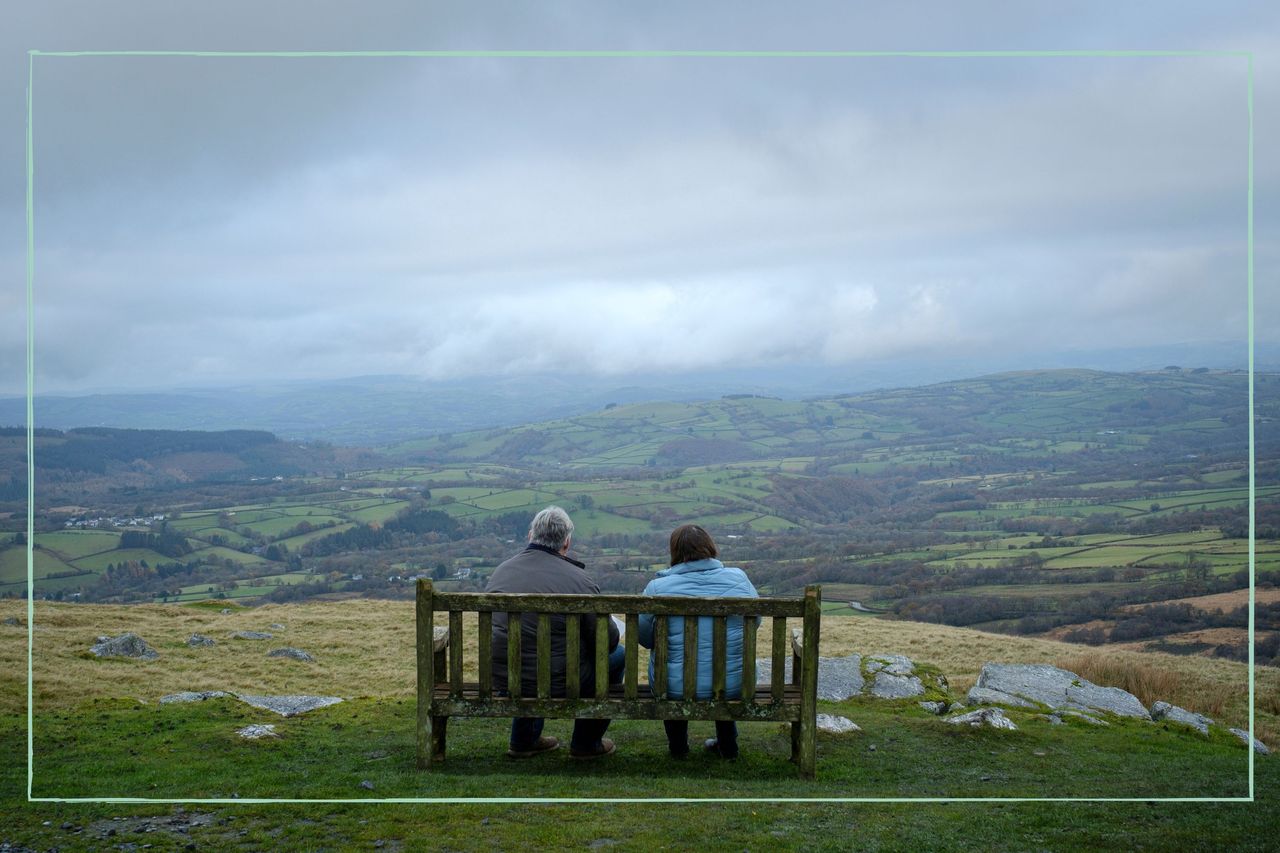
left=637, top=558, right=759, bottom=700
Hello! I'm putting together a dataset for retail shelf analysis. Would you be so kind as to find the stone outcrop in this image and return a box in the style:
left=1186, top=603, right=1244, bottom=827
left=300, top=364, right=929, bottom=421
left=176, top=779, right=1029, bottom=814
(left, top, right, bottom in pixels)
left=866, top=654, right=925, bottom=700
left=187, top=634, right=216, bottom=647
left=966, top=663, right=1150, bottom=719
left=267, top=647, right=314, bottom=662
left=1150, top=701, right=1212, bottom=736
left=268, top=623, right=286, bottom=631
left=160, top=690, right=228, bottom=704
left=756, top=654, right=864, bottom=700
left=230, top=631, right=273, bottom=640
left=919, top=701, right=947, bottom=715
left=236, top=694, right=343, bottom=716
left=236, top=724, right=278, bottom=739
left=816, top=714, right=861, bottom=734
left=89, top=633, right=158, bottom=660
left=946, top=708, right=1018, bottom=731
left=1229, top=728, right=1271, bottom=755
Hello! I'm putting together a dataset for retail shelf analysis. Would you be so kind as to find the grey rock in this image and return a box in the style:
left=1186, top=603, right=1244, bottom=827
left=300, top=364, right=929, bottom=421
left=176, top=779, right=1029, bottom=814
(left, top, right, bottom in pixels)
left=268, top=623, right=286, bottom=631
left=755, top=653, right=864, bottom=700
left=160, top=691, right=229, bottom=704
left=186, top=634, right=215, bottom=647
left=967, top=686, right=1036, bottom=709
left=235, top=694, right=343, bottom=716
left=359, top=780, right=375, bottom=791
left=1229, top=728, right=1271, bottom=755
left=89, top=632, right=158, bottom=660
left=967, top=663, right=1150, bottom=719
left=1150, top=701, right=1212, bottom=736
left=946, top=708, right=1018, bottom=731
left=235, top=724, right=278, bottom=739
left=919, top=701, right=947, bottom=715
left=220, top=608, right=233, bottom=614
left=267, top=647, right=314, bottom=662
left=3, top=616, right=19, bottom=626
left=230, top=631, right=272, bottom=640
left=1061, top=710, right=1108, bottom=726
left=816, top=713, right=861, bottom=734
left=1034, top=713, right=1065, bottom=726
left=865, top=653, right=915, bottom=676
left=870, top=671, right=925, bottom=699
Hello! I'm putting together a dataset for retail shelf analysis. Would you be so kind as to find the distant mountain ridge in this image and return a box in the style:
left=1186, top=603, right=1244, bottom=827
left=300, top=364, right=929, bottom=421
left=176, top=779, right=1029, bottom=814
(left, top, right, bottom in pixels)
left=3, top=340, right=1269, bottom=445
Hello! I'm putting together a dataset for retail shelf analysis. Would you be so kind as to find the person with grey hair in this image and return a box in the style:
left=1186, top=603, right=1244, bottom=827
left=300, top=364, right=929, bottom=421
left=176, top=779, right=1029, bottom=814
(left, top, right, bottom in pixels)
left=484, top=506, right=624, bottom=759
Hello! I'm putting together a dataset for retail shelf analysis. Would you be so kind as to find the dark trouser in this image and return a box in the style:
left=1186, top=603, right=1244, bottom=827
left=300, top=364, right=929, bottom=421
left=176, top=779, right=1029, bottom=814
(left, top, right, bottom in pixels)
left=664, top=719, right=739, bottom=758
left=509, top=643, right=626, bottom=752
left=511, top=716, right=612, bottom=753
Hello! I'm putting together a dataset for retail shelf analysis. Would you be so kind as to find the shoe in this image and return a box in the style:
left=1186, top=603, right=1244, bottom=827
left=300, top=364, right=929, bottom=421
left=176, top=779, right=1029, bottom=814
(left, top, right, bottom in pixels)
left=570, top=737, right=616, bottom=759
left=506, top=736, right=559, bottom=758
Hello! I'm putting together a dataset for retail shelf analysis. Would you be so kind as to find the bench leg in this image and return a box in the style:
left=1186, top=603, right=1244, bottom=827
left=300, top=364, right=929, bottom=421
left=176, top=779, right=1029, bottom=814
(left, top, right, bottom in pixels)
left=794, top=718, right=816, bottom=779
left=790, top=720, right=801, bottom=763
left=431, top=715, right=448, bottom=763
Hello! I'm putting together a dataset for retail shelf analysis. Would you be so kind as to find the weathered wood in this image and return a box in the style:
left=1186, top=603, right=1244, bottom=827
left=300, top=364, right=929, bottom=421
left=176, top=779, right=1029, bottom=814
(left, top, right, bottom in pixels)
left=433, top=592, right=801, bottom=617
left=430, top=683, right=806, bottom=722
left=771, top=617, right=786, bottom=702
left=595, top=613, right=610, bottom=700
left=415, top=579, right=434, bottom=769
left=536, top=613, right=551, bottom=699
left=418, top=585, right=822, bottom=777
left=798, top=584, right=821, bottom=779
left=653, top=615, right=668, bottom=700
left=477, top=611, right=492, bottom=699
left=565, top=614, right=581, bottom=699
left=449, top=611, right=463, bottom=696
left=711, top=616, right=727, bottom=701
left=507, top=611, right=521, bottom=698
left=624, top=613, right=639, bottom=700
left=682, top=616, right=699, bottom=700
left=742, top=615, right=757, bottom=702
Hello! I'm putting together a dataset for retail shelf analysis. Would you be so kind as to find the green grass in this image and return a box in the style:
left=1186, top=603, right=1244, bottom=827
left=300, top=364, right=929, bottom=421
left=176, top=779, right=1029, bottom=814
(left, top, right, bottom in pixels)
left=32, top=531, right=122, bottom=560
left=5, top=695, right=1273, bottom=851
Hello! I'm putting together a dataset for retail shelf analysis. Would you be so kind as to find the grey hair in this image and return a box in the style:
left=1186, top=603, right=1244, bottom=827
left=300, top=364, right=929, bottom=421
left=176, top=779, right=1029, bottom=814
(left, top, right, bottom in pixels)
left=529, top=505, right=574, bottom=550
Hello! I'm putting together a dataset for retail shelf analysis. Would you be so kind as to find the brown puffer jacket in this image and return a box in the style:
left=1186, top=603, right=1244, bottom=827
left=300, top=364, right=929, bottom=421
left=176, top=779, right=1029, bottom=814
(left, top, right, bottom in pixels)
left=485, top=544, right=619, bottom=698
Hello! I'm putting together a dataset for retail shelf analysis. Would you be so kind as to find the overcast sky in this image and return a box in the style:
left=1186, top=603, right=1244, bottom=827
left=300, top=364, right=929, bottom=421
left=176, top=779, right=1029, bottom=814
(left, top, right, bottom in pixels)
left=2, top=2, right=1277, bottom=394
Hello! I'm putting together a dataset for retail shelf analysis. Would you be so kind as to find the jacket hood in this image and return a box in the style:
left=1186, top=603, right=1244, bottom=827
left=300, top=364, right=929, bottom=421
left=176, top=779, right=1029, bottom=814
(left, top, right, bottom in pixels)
left=657, top=557, right=724, bottom=577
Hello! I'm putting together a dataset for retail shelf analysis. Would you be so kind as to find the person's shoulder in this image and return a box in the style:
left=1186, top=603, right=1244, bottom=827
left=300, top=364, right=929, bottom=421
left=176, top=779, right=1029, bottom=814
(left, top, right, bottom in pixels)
left=723, top=566, right=758, bottom=592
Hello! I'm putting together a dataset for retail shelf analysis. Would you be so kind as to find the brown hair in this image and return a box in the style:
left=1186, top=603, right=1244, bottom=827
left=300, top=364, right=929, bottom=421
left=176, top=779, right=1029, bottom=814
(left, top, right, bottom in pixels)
left=669, top=524, right=718, bottom=567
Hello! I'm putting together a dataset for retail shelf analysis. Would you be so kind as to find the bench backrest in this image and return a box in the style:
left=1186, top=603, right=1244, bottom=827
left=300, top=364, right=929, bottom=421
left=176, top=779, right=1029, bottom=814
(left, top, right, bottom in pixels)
left=416, top=580, right=821, bottom=705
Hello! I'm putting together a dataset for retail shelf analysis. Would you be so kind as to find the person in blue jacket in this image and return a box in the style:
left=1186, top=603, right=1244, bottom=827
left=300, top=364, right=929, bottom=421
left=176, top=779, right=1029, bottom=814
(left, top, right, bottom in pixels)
left=638, top=524, right=759, bottom=759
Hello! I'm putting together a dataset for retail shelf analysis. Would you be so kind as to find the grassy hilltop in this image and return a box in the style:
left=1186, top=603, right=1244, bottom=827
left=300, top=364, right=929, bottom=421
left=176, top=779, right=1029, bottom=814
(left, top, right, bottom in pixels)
left=2, top=597, right=1276, bottom=850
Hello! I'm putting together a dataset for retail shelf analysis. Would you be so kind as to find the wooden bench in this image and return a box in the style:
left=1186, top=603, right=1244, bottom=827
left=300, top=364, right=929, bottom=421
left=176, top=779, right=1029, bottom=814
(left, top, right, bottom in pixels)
left=416, top=580, right=822, bottom=777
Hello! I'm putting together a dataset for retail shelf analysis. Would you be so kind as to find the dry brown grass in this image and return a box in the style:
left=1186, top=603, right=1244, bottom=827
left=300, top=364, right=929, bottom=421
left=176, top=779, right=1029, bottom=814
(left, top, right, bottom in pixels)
left=3, top=599, right=1277, bottom=746
left=1120, top=587, right=1280, bottom=613
left=1057, top=653, right=1202, bottom=714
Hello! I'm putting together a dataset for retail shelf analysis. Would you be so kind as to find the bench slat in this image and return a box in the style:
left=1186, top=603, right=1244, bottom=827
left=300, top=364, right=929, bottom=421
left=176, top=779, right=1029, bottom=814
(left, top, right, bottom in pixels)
left=624, top=613, right=639, bottom=700
left=742, top=615, right=757, bottom=702
left=566, top=614, right=580, bottom=699
left=433, top=592, right=802, bottom=617
left=537, top=614, right=551, bottom=699
left=653, top=615, right=668, bottom=700
left=683, top=615, right=699, bottom=700
left=449, top=611, right=463, bottom=696
left=430, top=682, right=805, bottom=723
left=507, top=611, right=522, bottom=699
left=478, top=611, right=492, bottom=699
left=595, top=613, right=610, bottom=700
left=711, top=616, right=727, bottom=701
left=771, top=616, right=786, bottom=702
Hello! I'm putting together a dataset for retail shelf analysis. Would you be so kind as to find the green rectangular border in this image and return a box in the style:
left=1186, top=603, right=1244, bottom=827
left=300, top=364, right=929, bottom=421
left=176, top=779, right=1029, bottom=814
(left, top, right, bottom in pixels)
left=24, top=48, right=1257, bottom=804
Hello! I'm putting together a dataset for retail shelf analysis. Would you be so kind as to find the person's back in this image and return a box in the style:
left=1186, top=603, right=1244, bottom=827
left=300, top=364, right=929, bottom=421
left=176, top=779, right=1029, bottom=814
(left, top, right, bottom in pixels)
left=483, top=505, right=621, bottom=760
left=638, top=524, right=758, bottom=759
